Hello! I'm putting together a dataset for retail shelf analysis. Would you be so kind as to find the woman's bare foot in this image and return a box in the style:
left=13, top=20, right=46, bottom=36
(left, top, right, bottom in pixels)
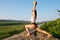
left=26, top=33, right=30, bottom=37
left=47, top=34, right=52, bottom=38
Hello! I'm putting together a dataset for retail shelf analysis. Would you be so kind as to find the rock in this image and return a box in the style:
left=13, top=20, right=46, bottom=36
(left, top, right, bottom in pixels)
left=2, top=30, right=60, bottom=40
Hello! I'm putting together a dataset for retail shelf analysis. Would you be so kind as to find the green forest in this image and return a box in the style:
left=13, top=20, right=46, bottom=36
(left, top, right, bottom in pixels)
left=40, top=18, right=60, bottom=39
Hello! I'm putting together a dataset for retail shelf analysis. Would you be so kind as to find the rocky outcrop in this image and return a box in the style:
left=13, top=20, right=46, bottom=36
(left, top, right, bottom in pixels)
left=2, top=29, right=60, bottom=40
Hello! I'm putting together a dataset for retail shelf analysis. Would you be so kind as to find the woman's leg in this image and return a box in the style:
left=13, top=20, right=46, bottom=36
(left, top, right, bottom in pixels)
left=36, top=27, right=52, bottom=37
left=25, top=25, right=30, bottom=36
left=25, top=24, right=35, bottom=36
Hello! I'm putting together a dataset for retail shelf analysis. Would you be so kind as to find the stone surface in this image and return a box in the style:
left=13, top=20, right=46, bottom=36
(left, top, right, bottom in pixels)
left=2, top=30, right=60, bottom=40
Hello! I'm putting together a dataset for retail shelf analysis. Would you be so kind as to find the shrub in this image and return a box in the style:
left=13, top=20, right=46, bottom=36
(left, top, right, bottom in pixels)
left=40, top=19, right=60, bottom=38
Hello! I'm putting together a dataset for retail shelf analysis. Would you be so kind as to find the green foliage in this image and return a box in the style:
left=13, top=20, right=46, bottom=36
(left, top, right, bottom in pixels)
left=57, top=10, right=60, bottom=16
left=57, top=10, right=60, bottom=12
left=0, top=24, right=25, bottom=39
left=40, top=19, right=60, bottom=38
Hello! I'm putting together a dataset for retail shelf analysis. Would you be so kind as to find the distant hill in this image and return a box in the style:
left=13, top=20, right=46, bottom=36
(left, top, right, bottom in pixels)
left=0, top=19, right=43, bottom=25
left=0, top=19, right=30, bottom=23
left=0, top=19, right=30, bottom=26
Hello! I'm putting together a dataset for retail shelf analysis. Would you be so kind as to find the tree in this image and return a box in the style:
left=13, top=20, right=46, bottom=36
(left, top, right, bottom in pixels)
left=57, top=9, right=60, bottom=24
left=57, top=10, right=60, bottom=16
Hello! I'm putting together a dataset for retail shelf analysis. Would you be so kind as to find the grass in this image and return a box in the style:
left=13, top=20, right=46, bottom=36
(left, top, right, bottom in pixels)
left=0, top=24, right=25, bottom=39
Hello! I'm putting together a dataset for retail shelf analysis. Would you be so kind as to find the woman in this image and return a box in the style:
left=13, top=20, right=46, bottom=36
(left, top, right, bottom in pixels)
left=25, top=1, right=52, bottom=37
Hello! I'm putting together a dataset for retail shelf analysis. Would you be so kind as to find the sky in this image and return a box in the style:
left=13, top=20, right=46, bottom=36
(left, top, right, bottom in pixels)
left=0, top=0, right=60, bottom=22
